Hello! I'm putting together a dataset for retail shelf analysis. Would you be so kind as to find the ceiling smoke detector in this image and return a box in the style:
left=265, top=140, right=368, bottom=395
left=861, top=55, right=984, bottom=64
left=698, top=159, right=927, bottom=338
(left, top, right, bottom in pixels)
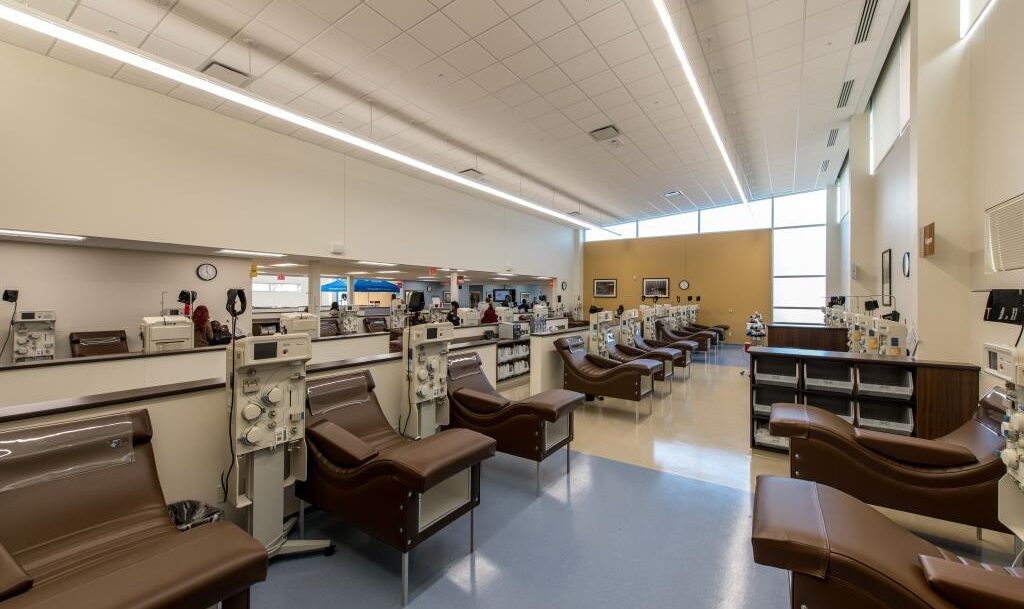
left=589, top=125, right=621, bottom=142
left=201, top=61, right=249, bottom=87
left=458, top=168, right=484, bottom=179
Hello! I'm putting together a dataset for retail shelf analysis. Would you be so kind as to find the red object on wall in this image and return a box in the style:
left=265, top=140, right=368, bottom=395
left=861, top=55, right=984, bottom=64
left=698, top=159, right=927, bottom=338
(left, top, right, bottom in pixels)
left=277, top=274, right=285, bottom=280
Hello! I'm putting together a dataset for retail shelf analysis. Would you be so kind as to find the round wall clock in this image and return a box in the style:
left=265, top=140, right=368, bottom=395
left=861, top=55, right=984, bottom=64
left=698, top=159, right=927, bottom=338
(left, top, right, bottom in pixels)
left=678, top=280, right=690, bottom=290
left=902, top=252, right=911, bottom=277
left=196, top=263, right=218, bottom=281
left=561, top=281, right=568, bottom=290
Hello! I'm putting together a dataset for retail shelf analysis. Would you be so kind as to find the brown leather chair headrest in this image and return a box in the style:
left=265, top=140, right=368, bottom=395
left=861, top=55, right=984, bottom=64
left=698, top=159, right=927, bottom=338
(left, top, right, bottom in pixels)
left=447, top=352, right=483, bottom=381
left=554, top=336, right=585, bottom=352
left=306, top=371, right=376, bottom=416
left=751, top=476, right=829, bottom=579
left=306, top=420, right=378, bottom=467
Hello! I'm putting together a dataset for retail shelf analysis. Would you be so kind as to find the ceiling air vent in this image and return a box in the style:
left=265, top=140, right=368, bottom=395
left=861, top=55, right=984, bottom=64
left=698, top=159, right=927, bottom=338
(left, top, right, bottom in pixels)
left=820, top=160, right=830, bottom=173
left=589, top=125, right=621, bottom=142
left=458, top=168, right=484, bottom=179
left=827, top=128, right=839, bottom=147
left=837, top=80, right=854, bottom=108
left=854, top=0, right=879, bottom=44
left=201, top=61, right=249, bottom=87
left=986, top=193, right=1024, bottom=272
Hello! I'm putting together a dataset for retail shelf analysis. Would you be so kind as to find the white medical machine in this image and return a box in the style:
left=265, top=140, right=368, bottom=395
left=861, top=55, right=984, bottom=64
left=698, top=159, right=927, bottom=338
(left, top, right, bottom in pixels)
left=499, top=320, right=530, bottom=340
left=669, top=306, right=686, bottom=332
left=618, top=309, right=641, bottom=346
left=280, top=312, right=319, bottom=338
left=225, top=333, right=331, bottom=557
left=457, top=307, right=480, bottom=327
left=141, top=316, right=194, bottom=353
left=984, top=343, right=1024, bottom=385
left=589, top=310, right=614, bottom=356
left=876, top=322, right=909, bottom=356
left=427, top=304, right=446, bottom=324
left=993, top=382, right=1024, bottom=544
left=401, top=322, right=454, bottom=438
left=640, top=306, right=658, bottom=341
left=685, top=304, right=699, bottom=325
left=494, top=306, right=514, bottom=322
left=11, top=310, right=56, bottom=363
left=390, top=301, right=408, bottom=330
left=339, top=305, right=359, bottom=335
left=545, top=317, right=569, bottom=332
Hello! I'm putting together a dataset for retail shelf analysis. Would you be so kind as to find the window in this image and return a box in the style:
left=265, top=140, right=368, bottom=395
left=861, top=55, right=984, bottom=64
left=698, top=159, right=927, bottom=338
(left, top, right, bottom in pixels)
left=869, top=23, right=910, bottom=173
left=585, top=221, right=637, bottom=242
left=251, top=275, right=308, bottom=309
left=837, top=163, right=850, bottom=222
left=771, top=191, right=827, bottom=324
left=773, top=226, right=826, bottom=276
left=773, top=190, right=826, bottom=227
left=637, top=211, right=698, bottom=237
left=698, top=199, right=771, bottom=233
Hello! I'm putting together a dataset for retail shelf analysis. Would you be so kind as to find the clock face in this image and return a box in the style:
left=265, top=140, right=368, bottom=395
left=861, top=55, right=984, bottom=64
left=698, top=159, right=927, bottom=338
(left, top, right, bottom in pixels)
left=561, top=281, right=568, bottom=290
left=679, top=280, right=689, bottom=290
left=196, top=263, right=218, bottom=281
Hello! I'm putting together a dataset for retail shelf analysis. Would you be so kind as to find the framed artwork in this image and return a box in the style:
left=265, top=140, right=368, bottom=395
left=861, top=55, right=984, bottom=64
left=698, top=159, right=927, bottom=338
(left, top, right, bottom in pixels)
left=642, top=278, right=669, bottom=299
left=443, top=290, right=452, bottom=303
left=881, top=249, right=892, bottom=306
left=593, top=279, right=617, bottom=298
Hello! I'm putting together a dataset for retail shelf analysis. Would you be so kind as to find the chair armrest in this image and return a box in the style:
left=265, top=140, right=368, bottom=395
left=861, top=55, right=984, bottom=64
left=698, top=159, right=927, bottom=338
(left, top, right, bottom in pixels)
left=585, top=353, right=623, bottom=369
left=385, top=429, right=496, bottom=493
left=453, top=388, right=511, bottom=415
left=920, top=555, right=1024, bottom=609
left=617, top=344, right=647, bottom=357
left=616, top=358, right=662, bottom=376
left=854, top=429, right=978, bottom=467
left=511, top=389, right=584, bottom=422
left=307, top=420, right=378, bottom=467
left=0, top=542, right=31, bottom=602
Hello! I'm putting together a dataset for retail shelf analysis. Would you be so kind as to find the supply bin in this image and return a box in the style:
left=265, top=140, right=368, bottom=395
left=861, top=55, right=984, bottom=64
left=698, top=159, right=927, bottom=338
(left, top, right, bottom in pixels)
left=753, top=356, right=799, bottom=387
left=804, top=361, right=854, bottom=394
left=752, top=387, right=799, bottom=417
left=753, top=419, right=790, bottom=450
left=166, top=500, right=223, bottom=531
left=804, top=394, right=855, bottom=424
left=856, top=400, right=914, bottom=436
left=856, top=364, right=913, bottom=399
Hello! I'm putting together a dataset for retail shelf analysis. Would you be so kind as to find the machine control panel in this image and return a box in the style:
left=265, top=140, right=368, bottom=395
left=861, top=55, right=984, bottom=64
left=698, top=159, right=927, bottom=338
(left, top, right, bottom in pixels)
left=984, top=343, right=1024, bottom=385
left=12, top=310, right=56, bottom=363
left=403, top=322, right=453, bottom=437
left=618, top=309, right=641, bottom=346
left=229, top=334, right=312, bottom=457
left=589, top=310, right=614, bottom=356
left=640, top=306, right=658, bottom=341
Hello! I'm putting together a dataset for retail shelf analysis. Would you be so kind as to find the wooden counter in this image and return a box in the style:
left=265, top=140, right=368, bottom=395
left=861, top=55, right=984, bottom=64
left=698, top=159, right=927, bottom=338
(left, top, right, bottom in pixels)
left=765, top=324, right=848, bottom=351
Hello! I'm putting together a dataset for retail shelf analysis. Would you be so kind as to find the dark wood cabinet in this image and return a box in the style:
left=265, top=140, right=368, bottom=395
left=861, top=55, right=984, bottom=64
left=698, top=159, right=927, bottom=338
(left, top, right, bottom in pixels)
left=766, top=324, right=848, bottom=351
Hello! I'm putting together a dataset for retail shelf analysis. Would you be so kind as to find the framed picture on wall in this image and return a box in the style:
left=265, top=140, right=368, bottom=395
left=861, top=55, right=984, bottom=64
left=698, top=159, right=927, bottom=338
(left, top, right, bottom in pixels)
left=881, top=249, right=892, bottom=306
left=443, top=291, right=452, bottom=303
left=642, top=278, right=669, bottom=299
left=593, top=279, right=617, bottom=298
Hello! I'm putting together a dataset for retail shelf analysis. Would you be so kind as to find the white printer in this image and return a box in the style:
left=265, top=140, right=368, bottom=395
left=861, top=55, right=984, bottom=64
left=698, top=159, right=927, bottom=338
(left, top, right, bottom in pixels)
left=141, top=316, right=194, bottom=353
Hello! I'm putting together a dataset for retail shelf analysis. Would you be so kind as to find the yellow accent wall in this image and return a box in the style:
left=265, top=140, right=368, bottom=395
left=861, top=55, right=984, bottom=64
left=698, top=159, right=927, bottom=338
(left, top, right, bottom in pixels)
left=583, top=230, right=772, bottom=343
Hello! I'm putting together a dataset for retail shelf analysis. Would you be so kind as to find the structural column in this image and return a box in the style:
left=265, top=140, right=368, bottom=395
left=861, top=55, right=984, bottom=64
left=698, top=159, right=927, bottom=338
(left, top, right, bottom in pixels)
left=307, top=260, right=321, bottom=315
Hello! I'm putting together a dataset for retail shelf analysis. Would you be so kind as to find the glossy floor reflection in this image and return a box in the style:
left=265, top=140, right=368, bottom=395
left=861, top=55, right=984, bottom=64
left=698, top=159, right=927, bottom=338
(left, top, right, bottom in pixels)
left=256, top=452, right=788, bottom=608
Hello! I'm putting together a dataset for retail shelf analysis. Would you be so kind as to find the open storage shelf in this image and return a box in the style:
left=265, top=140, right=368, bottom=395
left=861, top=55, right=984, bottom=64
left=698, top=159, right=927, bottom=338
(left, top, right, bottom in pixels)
left=753, top=387, right=799, bottom=417
left=803, top=394, right=855, bottom=424
left=803, top=361, right=854, bottom=394
left=753, top=419, right=790, bottom=452
left=856, top=364, right=913, bottom=399
left=857, top=400, right=914, bottom=435
left=753, top=356, right=799, bottom=387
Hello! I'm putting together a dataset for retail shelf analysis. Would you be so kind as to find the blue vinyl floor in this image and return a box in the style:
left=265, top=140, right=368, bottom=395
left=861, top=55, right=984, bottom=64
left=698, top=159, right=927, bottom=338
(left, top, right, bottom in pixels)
left=255, top=451, right=789, bottom=608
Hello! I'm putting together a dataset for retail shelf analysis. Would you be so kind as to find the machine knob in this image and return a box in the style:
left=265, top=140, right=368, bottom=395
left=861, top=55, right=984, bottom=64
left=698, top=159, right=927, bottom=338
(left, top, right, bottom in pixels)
left=15, top=337, right=27, bottom=345
left=15, top=347, right=27, bottom=355
left=29, top=333, right=40, bottom=339
left=427, top=357, right=438, bottom=372
left=241, top=426, right=263, bottom=445
left=417, top=368, right=428, bottom=381
left=242, top=403, right=263, bottom=421
left=417, top=384, right=430, bottom=397
left=1002, top=448, right=1020, bottom=469
left=265, top=387, right=283, bottom=404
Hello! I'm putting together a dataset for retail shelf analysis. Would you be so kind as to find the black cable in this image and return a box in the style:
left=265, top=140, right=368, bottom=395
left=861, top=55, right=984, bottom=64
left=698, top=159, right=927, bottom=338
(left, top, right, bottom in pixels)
left=220, top=315, right=238, bottom=504
left=0, top=302, right=18, bottom=360
left=1016, top=324, right=1023, bottom=348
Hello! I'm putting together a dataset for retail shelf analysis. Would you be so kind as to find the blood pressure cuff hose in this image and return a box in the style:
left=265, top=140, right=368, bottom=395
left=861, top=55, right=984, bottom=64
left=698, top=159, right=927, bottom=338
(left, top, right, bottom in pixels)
left=984, top=289, right=1024, bottom=326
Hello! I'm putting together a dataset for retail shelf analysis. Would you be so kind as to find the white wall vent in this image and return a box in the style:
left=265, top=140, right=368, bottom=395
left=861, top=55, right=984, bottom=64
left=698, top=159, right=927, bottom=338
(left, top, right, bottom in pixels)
left=986, top=193, right=1024, bottom=272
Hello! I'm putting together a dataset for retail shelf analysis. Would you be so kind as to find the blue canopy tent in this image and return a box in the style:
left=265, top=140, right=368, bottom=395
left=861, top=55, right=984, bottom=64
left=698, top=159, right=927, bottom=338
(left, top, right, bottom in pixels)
left=319, top=279, right=348, bottom=292
left=353, top=278, right=400, bottom=293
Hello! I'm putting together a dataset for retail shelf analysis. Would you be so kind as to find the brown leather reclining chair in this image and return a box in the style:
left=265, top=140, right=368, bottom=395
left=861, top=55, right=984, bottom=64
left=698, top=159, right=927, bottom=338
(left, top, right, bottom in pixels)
left=629, top=331, right=695, bottom=378
left=297, top=370, right=496, bottom=605
left=554, top=336, right=662, bottom=422
left=752, top=475, right=1023, bottom=609
left=769, top=393, right=1006, bottom=532
left=363, top=317, right=388, bottom=333
left=604, top=335, right=676, bottom=388
left=446, top=353, right=584, bottom=492
left=0, top=410, right=267, bottom=609
left=319, top=317, right=340, bottom=337
left=68, top=330, right=129, bottom=357
left=655, top=319, right=716, bottom=354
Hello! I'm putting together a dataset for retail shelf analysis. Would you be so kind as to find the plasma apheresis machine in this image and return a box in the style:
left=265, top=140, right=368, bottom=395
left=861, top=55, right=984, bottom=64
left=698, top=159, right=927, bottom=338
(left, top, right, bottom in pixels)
left=141, top=315, right=194, bottom=352
left=11, top=310, right=56, bottom=363
left=226, top=333, right=330, bottom=557
left=402, top=322, right=454, bottom=438
left=280, top=312, right=319, bottom=337
left=589, top=310, right=614, bottom=356
left=618, top=309, right=641, bottom=346
left=339, top=305, right=360, bottom=335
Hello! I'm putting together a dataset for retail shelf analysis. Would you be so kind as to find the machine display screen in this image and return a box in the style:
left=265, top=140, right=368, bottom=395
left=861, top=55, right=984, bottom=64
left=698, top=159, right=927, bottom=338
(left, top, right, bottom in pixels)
left=22, top=312, right=34, bottom=320
left=253, top=342, right=277, bottom=361
left=427, top=327, right=438, bottom=340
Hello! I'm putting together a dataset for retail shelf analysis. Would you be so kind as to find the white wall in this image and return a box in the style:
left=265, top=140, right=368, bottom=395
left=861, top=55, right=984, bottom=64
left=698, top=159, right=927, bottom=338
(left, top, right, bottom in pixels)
left=872, top=126, right=917, bottom=322
left=0, top=42, right=579, bottom=300
left=0, top=241, right=251, bottom=360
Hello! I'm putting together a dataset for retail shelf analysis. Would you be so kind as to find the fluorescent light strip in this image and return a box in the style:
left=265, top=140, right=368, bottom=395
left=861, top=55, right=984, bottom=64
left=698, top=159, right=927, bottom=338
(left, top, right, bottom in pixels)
left=376, top=270, right=401, bottom=274
left=0, top=228, right=85, bottom=241
left=267, top=262, right=302, bottom=267
left=356, top=261, right=397, bottom=267
left=961, top=0, right=998, bottom=39
left=0, top=3, right=602, bottom=233
left=217, top=249, right=286, bottom=258
left=652, top=0, right=748, bottom=206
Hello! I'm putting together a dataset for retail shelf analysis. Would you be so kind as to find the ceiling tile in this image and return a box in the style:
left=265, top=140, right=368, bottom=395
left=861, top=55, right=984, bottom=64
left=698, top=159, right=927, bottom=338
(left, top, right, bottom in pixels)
left=544, top=84, right=587, bottom=107
left=494, top=81, right=538, bottom=105
left=259, top=0, right=329, bottom=43
left=562, top=98, right=599, bottom=121
left=494, top=0, right=542, bottom=15
left=69, top=5, right=147, bottom=46
left=524, top=65, right=570, bottom=94
left=80, top=0, right=168, bottom=31
left=0, top=20, right=53, bottom=53
left=377, top=34, right=435, bottom=72
left=335, top=4, right=401, bottom=50
left=513, top=0, right=574, bottom=42
left=141, top=35, right=207, bottom=70
left=560, top=49, right=608, bottom=81
left=578, top=4, right=636, bottom=47
left=514, top=95, right=555, bottom=118
left=366, top=0, right=436, bottom=29
left=475, top=19, right=533, bottom=59
left=503, top=45, right=553, bottom=79
left=116, top=65, right=177, bottom=95
left=408, top=10, right=470, bottom=54
left=155, top=12, right=231, bottom=56
left=611, top=52, right=660, bottom=84
left=443, top=40, right=498, bottom=74
left=173, top=0, right=250, bottom=38
left=560, top=0, right=619, bottom=22
left=749, top=0, right=805, bottom=36
left=577, top=69, right=621, bottom=96
left=308, top=25, right=372, bottom=67
left=471, top=61, right=520, bottom=92
left=597, top=30, right=650, bottom=67
left=537, top=25, right=592, bottom=63
left=222, top=0, right=273, bottom=17
left=293, top=0, right=361, bottom=22
left=443, top=0, right=507, bottom=36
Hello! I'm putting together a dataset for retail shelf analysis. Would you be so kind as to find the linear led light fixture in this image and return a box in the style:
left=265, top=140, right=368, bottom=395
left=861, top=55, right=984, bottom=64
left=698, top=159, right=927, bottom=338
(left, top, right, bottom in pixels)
left=652, top=0, right=749, bottom=207
left=0, top=228, right=85, bottom=241
left=356, top=261, right=397, bottom=267
left=266, top=262, right=302, bottom=267
left=0, top=3, right=603, bottom=233
left=375, top=270, right=401, bottom=274
left=342, top=271, right=369, bottom=275
left=961, top=0, right=998, bottom=39
left=217, top=248, right=286, bottom=257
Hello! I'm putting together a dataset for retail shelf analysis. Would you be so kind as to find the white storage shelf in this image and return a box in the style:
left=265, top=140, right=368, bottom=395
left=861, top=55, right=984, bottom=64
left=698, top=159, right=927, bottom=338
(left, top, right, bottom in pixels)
left=804, top=362, right=854, bottom=394
left=856, top=365, right=914, bottom=399
left=753, top=421, right=790, bottom=449
left=857, top=400, right=914, bottom=436
left=803, top=395, right=855, bottom=424
left=753, top=388, right=799, bottom=417
left=754, top=358, right=799, bottom=387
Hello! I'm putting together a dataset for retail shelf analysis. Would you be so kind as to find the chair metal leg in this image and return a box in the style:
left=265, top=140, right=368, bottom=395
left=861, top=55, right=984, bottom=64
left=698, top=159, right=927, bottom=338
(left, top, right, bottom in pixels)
left=222, top=590, right=250, bottom=609
left=635, top=399, right=639, bottom=423
left=401, top=552, right=409, bottom=606
left=566, top=444, right=571, bottom=475
left=537, top=461, right=542, bottom=495
left=298, top=499, right=305, bottom=539
left=977, top=527, right=983, bottom=541
left=470, top=509, right=475, bottom=553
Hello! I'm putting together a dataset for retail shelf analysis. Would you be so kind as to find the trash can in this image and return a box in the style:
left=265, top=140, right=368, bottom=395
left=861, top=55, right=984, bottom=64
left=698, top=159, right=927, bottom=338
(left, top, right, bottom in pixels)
left=167, top=500, right=223, bottom=531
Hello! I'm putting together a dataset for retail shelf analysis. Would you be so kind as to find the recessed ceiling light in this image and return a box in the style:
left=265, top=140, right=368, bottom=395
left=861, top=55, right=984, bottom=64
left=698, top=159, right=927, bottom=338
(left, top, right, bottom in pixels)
left=0, top=228, right=85, bottom=241
left=217, top=249, right=286, bottom=257
left=495, top=273, right=514, bottom=276
left=534, top=276, right=551, bottom=280
left=356, top=261, right=397, bottom=267
left=342, top=271, right=369, bottom=275
left=267, top=262, right=302, bottom=267
left=0, top=4, right=604, bottom=233
left=455, top=269, right=466, bottom=272
left=376, top=270, right=401, bottom=274
left=653, top=0, right=749, bottom=207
